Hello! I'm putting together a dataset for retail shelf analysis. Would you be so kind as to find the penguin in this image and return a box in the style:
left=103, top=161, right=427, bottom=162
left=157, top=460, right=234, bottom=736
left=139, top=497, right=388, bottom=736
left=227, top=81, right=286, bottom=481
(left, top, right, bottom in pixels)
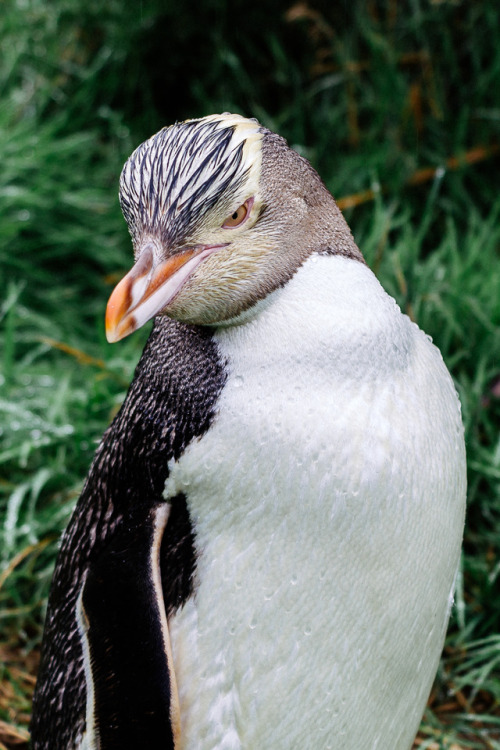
left=31, top=113, right=466, bottom=750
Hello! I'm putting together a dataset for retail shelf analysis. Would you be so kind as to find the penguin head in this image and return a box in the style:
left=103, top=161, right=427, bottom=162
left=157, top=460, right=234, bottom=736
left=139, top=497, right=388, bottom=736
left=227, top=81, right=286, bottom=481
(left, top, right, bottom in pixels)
left=106, top=113, right=362, bottom=340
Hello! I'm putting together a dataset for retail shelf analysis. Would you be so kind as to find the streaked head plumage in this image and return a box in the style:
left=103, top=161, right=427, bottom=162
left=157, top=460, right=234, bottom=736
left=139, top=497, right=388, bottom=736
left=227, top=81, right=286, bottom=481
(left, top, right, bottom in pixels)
left=119, top=114, right=263, bottom=249
left=106, top=113, right=362, bottom=340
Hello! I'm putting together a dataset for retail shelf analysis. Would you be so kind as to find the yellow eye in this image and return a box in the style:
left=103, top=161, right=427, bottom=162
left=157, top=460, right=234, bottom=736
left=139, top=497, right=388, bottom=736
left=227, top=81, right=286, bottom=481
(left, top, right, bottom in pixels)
left=222, top=198, right=253, bottom=229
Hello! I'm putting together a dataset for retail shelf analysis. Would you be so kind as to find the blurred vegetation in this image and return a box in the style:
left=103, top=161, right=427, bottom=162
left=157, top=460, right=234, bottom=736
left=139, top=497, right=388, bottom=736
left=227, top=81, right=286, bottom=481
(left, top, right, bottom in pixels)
left=1, top=0, right=500, bottom=747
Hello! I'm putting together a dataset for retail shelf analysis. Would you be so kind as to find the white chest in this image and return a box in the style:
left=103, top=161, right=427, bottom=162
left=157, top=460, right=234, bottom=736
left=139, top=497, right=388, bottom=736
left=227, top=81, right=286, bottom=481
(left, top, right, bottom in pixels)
left=165, top=256, right=466, bottom=750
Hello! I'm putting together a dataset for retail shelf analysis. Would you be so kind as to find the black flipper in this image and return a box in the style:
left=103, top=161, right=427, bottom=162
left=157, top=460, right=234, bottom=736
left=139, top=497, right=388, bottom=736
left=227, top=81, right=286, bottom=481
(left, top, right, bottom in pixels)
left=78, top=502, right=179, bottom=749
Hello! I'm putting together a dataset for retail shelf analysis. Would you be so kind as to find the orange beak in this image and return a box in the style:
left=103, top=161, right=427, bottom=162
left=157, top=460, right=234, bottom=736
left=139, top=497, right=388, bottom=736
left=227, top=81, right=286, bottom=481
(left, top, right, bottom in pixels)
left=105, top=242, right=226, bottom=343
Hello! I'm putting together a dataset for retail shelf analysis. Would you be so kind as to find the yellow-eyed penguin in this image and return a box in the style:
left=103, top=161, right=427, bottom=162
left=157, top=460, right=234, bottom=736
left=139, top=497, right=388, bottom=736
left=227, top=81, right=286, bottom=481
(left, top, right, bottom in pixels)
left=31, top=113, right=466, bottom=750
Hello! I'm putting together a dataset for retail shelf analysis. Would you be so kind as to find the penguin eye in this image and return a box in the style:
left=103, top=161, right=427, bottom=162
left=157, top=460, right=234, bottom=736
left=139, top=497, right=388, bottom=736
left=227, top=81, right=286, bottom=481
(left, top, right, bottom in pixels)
left=222, top=198, right=253, bottom=229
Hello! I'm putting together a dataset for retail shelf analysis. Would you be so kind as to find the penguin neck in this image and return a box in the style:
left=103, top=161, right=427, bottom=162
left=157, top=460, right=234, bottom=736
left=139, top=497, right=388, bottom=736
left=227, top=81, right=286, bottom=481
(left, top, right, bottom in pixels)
left=260, top=132, right=365, bottom=266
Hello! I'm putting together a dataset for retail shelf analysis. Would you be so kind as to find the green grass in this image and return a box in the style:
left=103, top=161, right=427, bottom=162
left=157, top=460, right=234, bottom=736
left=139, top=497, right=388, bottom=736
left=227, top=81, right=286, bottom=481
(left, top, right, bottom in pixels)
left=1, top=0, right=500, bottom=747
